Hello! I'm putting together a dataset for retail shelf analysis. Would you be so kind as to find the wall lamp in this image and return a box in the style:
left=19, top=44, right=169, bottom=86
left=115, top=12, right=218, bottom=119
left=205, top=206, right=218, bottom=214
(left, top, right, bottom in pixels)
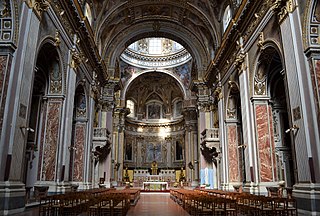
left=20, top=126, right=35, bottom=133
left=285, top=124, right=299, bottom=134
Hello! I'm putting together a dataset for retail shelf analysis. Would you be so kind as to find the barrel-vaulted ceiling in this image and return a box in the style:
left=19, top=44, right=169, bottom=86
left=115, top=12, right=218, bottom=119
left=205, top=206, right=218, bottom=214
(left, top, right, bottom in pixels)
left=91, top=0, right=230, bottom=80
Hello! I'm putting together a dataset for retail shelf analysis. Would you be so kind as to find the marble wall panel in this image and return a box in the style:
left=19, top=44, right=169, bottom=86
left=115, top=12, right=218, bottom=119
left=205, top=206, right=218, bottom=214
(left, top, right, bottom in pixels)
left=312, top=60, right=320, bottom=130
left=42, top=101, right=61, bottom=181
left=37, top=102, right=48, bottom=180
left=0, top=56, right=11, bottom=136
left=237, top=125, right=244, bottom=181
left=255, top=104, right=273, bottom=182
left=227, top=125, right=239, bottom=182
left=73, top=124, right=85, bottom=181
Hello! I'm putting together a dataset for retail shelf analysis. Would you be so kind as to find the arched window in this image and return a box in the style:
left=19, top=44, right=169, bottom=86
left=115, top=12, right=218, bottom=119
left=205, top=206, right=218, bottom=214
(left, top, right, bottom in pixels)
left=223, top=5, right=232, bottom=32
left=174, top=100, right=183, bottom=118
left=126, top=100, right=135, bottom=118
left=84, top=3, right=93, bottom=25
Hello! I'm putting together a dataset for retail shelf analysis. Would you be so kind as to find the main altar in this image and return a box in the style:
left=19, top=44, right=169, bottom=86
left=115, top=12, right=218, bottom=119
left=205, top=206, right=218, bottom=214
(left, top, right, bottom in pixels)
left=133, top=167, right=176, bottom=190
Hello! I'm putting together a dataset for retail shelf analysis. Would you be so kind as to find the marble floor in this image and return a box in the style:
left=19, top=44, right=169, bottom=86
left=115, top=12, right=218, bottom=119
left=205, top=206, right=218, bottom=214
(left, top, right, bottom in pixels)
left=127, top=192, right=190, bottom=216
left=12, top=192, right=189, bottom=216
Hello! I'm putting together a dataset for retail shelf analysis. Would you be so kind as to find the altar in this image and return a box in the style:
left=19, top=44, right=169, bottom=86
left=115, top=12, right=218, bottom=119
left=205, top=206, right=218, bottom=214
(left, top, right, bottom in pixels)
left=143, top=181, right=168, bottom=191
left=133, top=169, right=176, bottom=188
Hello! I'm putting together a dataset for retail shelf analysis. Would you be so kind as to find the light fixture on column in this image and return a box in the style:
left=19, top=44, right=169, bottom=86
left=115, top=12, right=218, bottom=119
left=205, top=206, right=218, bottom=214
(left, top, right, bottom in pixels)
left=20, top=126, right=35, bottom=133
left=285, top=124, right=299, bottom=133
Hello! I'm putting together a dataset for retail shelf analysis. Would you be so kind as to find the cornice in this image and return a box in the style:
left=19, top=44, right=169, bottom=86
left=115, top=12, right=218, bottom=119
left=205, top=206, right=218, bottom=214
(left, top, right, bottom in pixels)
left=50, top=0, right=108, bottom=85
left=204, top=0, right=278, bottom=84
left=125, top=117, right=185, bottom=128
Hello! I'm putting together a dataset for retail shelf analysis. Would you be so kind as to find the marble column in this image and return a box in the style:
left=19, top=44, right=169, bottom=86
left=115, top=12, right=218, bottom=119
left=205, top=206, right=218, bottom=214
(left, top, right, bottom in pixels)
left=278, top=3, right=320, bottom=214
left=184, top=107, right=199, bottom=186
left=238, top=66, right=258, bottom=186
left=184, top=125, right=192, bottom=182
left=0, top=2, right=41, bottom=214
left=59, top=67, right=76, bottom=185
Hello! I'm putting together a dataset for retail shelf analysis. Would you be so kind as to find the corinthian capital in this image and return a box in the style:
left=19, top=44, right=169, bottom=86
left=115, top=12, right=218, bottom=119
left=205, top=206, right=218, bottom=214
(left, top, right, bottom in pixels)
left=28, top=0, right=49, bottom=18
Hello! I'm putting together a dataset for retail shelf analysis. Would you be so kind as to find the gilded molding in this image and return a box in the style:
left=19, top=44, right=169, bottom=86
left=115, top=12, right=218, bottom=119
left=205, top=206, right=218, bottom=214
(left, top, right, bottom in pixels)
left=26, top=0, right=49, bottom=18
left=70, top=49, right=85, bottom=69
left=235, top=51, right=246, bottom=72
left=272, top=0, right=297, bottom=24
left=54, top=30, right=61, bottom=47
left=213, top=86, right=223, bottom=101
left=257, top=32, right=265, bottom=50
left=0, top=1, right=10, bottom=18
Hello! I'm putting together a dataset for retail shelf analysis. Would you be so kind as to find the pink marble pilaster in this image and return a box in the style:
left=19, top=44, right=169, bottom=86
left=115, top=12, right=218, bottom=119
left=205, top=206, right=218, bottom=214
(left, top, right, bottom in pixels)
left=42, top=101, right=62, bottom=181
left=227, top=125, right=239, bottom=182
left=73, top=124, right=86, bottom=181
left=255, top=104, right=274, bottom=182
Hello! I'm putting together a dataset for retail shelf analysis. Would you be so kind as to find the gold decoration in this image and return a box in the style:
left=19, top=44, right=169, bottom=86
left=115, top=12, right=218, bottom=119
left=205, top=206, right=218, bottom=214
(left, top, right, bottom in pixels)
left=235, top=51, right=246, bottom=72
left=257, top=32, right=265, bottom=50
left=213, top=86, right=223, bottom=101
left=32, top=0, right=49, bottom=18
left=54, top=30, right=61, bottom=47
left=70, top=49, right=82, bottom=69
left=0, top=1, right=10, bottom=18
left=70, top=47, right=88, bottom=69
left=272, top=0, right=296, bottom=23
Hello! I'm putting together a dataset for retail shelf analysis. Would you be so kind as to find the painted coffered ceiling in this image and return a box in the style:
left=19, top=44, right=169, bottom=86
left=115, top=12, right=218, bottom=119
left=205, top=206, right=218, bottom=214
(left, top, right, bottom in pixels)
left=91, top=0, right=231, bottom=80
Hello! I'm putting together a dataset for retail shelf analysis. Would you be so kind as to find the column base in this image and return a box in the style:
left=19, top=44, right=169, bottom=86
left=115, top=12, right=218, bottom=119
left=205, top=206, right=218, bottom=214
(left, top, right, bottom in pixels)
left=293, top=183, right=320, bottom=215
left=101, top=181, right=111, bottom=188
left=111, top=181, right=118, bottom=187
left=0, top=181, right=26, bottom=215
left=191, top=180, right=199, bottom=188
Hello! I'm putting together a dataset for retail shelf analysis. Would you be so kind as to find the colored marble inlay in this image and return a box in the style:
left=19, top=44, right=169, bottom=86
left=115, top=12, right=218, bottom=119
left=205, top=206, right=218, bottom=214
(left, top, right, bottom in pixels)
left=313, top=60, right=320, bottom=130
left=227, top=125, right=239, bottom=182
left=0, top=56, right=10, bottom=137
left=73, top=124, right=85, bottom=181
left=38, top=102, right=48, bottom=180
left=255, top=104, right=273, bottom=182
left=43, top=102, right=61, bottom=181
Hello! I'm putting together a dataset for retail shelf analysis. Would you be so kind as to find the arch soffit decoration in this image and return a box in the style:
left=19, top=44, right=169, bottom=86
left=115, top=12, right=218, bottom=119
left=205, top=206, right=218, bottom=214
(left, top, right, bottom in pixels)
left=35, top=38, right=65, bottom=94
left=94, top=1, right=221, bottom=80
left=303, top=0, right=317, bottom=49
left=252, top=41, right=284, bottom=97
left=101, top=22, right=209, bottom=81
left=122, top=70, right=188, bottom=100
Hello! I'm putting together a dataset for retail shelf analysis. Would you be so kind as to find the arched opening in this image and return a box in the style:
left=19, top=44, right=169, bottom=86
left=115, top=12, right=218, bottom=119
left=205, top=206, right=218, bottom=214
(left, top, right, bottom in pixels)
left=225, top=79, right=245, bottom=186
left=122, top=72, right=187, bottom=185
left=253, top=46, right=296, bottom=188
left=24, top=66, right=47, bottom=187
left=24, top=43, right=59, bottom=200
left=267, top=50, right=296, bottom=188
left=223, top=5, right=232, bottom=32
left=69, top=85, right=87, bottom=182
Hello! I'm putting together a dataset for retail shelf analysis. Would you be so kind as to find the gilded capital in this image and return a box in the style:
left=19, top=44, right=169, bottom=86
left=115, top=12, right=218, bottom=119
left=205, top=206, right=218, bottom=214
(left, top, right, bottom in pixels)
left=213, top=86, right=223, bottom=101
left=27, top=0, right=49, bottom=18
